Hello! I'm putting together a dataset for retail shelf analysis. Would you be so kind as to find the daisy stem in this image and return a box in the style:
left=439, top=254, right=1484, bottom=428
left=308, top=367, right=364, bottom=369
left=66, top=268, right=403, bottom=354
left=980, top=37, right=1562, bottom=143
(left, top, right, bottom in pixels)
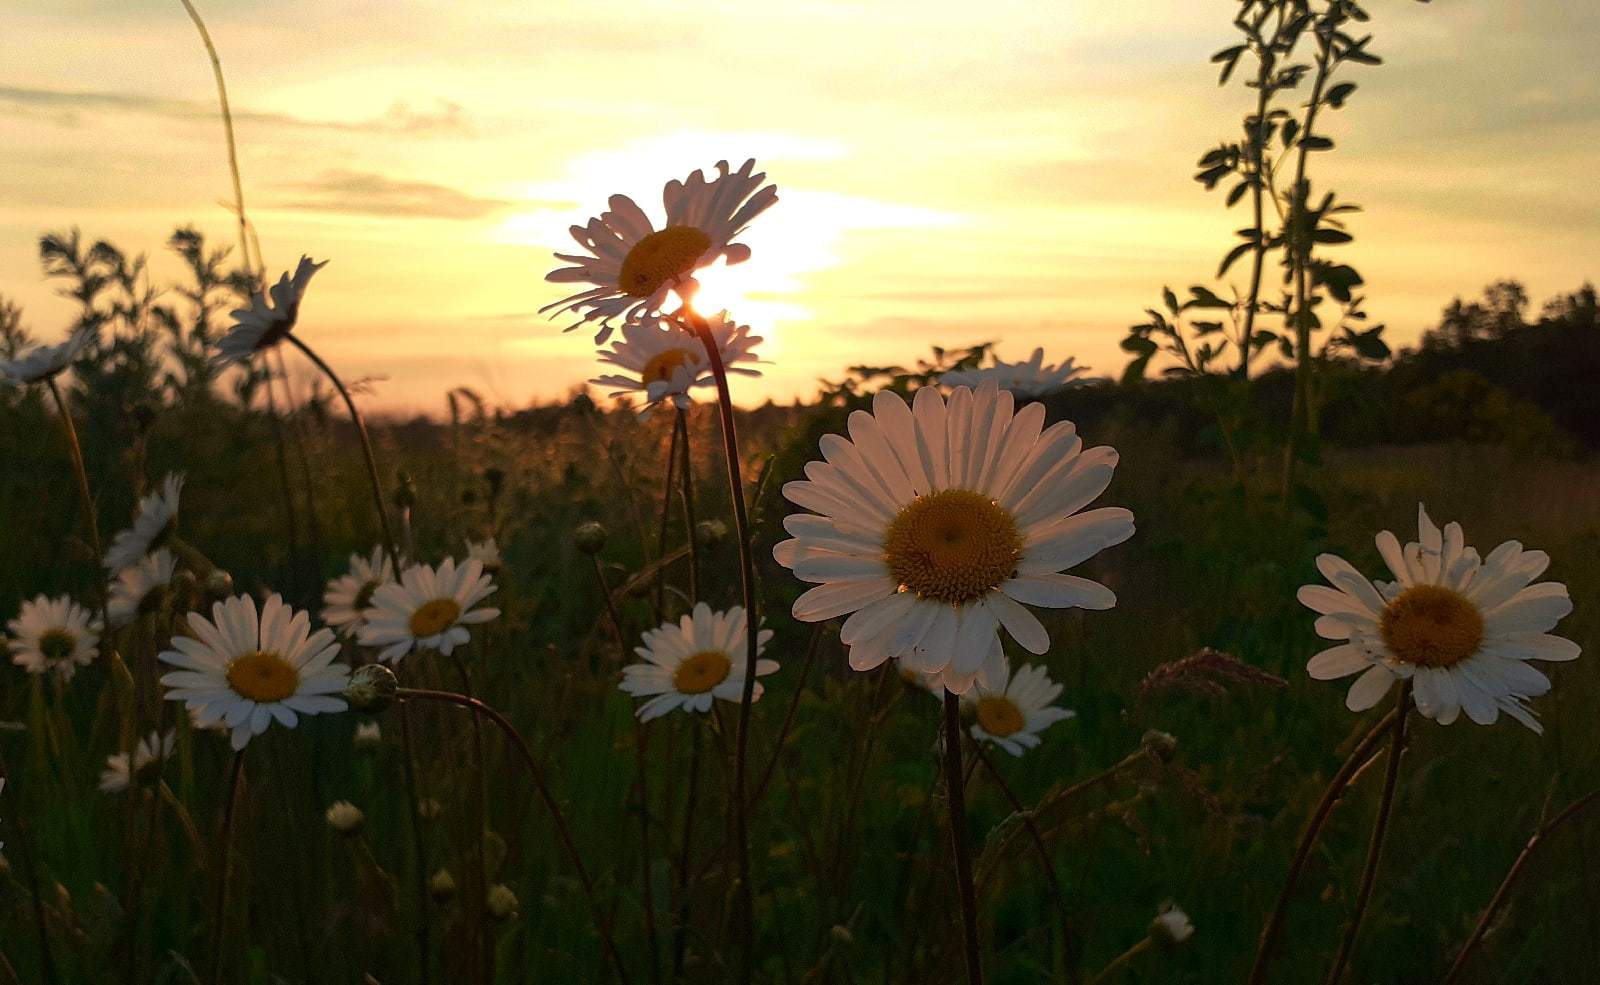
left=942, top=690, right=984, bottom=985
left=396, top=702, right=434, bottom=985
left=207, top=750, right=245, bottom=985
left=671, top=724, right=703, bottom=979
left=1083, top=936, right=1151, bottom=985
left=450, top=652, right=494, bottom=985
left=677, top=407, right=700, bottom=603
left=398, top=687, right=633, bottom=985
left=0, top=752, right=61, bottom=985
left=1323, top=682, right=1411, bottom=985
left=1247, top=705, right=1399, bottom=985
left=652, top=409, right=683, bottom=621
left=634, top=719, right=663, bottom=985
left=1443, top=786, right=1600, bottom=984
left=589, top=555, right=629, bottom=657
left=747, top=624, right=823, bottom=812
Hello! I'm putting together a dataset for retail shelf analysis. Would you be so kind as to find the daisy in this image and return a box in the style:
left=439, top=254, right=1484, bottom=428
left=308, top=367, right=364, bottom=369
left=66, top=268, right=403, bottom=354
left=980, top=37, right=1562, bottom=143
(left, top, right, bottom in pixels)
left=465, top=536, right=502, bottom=574
left=99, top=729, right=175, bottom=794
left=940, top=348, right=1098, bottom=400
left=105, top=473, right=184, bottom=573
left=592, top=313, right=762, bottom=415
left=544, top=159, right=778, bottom=343
left=157, top=593, right=351, bottom=750
left=1151, top=904, right=1195, bottom=945
left=358, top=557, right=500, bottom=662
left=216, top=256, right=327, bottom=367
left=962, top=661, right=1076, bottom=756
left=773, top=381, right=1135, bottom=693
left=107, top=548, right=177, bottom=628
left=322, top=546, right=404, bottom=636
left=619, top=603, right=777, bottom=722
left=0, top=328, right=94, bottom=386
left=1299, top=504, right=1580, bottom=732
left=7, top=595, right=99, bottom=681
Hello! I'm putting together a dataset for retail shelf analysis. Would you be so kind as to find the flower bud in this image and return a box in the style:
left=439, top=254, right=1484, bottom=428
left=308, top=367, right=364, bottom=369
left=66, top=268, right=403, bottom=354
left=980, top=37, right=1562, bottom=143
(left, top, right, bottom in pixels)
left=203, top=569, right=234, bottom=602
left=325, top=801, right=365, bottom=836
left=1141, top=729, right=1178, bottom=763
left=429, top=869, right=457, bottom=902
left=695, top=519, right=729, bottom=547
left=1149, top=903, right=1194, bottom=945
left=344, top=664, right=398, bottom=714
left=573, top=521, right=608, bottom=555
left=486, top=884, right=519, bottom=921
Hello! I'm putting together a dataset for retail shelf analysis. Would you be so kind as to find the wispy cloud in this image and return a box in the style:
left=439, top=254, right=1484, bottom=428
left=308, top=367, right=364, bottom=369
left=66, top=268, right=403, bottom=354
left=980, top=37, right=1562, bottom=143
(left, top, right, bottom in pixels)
left=272, top=169, right=519, bottom=220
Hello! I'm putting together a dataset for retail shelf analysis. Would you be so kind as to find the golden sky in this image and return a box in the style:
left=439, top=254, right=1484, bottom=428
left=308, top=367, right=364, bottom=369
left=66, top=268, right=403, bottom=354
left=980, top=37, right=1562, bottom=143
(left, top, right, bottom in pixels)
left=3, top=1, right=1596, bottom=414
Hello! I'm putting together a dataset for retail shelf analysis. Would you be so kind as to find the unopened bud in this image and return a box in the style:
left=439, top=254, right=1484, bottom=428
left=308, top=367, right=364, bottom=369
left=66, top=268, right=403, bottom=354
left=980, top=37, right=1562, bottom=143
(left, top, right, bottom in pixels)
left=325, top=801, right=365, bottom=836
left=1141, top=729, right=1178, bottom=763
left=573, top=521, right=608, bottom=555
left=203, top=569, right=234, bottom=601
left=486, top=884, right=519, bottom=921
left=829, top=925, right=854, bottom=945
left=695, top=519, right=728, bottom=547
left=429, top=869, right=457, bottom=902
left=344, top=664, right=398, bottom=714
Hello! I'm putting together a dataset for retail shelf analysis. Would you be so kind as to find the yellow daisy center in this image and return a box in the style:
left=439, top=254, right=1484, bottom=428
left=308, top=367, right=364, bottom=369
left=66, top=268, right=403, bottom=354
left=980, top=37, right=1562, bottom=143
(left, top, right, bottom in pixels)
left=618, top=226, right=710, bottom=299
left=39, top=629, right=77, bottom=663
left=409, top=598, right=462, bottom=638
left=883, top=489, right=1023, bottom=605
left=1380, top=584, right=1485, bottom=669
left=226, top=650, right=299, bottom=703
left=642, top=347, right=698, bottom=385
left=976, top=695, right=1026, bottom=738
left=673, top=649, right=732, bottom=695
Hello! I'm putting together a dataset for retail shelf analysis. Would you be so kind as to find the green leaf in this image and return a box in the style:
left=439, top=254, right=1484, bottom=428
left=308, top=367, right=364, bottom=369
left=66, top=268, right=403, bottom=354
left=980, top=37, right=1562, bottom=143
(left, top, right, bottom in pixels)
left=1313, top=228, right=1353, bottom=245
left=1162, top=287, right=1180, bottom=314
left=1188, top=286, right=1232, bottom=309
left=1324, top=82, right=1357, bottom=108
left=1300, top=135, right=1335, bottom=151
left=1218, top=241, right=1254, bottom=278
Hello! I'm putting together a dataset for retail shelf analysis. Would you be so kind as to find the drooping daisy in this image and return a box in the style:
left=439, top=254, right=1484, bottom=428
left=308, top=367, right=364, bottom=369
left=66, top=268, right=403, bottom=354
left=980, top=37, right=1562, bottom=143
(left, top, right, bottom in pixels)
left=464, top=536, right=502, bottom=575
left=1299, top=504, right=1579, bottom=732
left=773, top=381, right=1135, bottom=693
left=619, top=603, right=777, bottom=722
left=7, top=595, right=99, bottom=681
left=592, top=313, right=762, bottom=415
left=322, top=546, right=404, bottom=636
left=358, top=558, right=500, bottom=663
left=107, top=548, right=177, bottom=628
left=544, top=159, right=778, bottom=343
left=216, top=256, right=327, bottom=366
left=0, top=328, right=94, bottom=386
left=941, top=348, right=1098, bottom=400
left=104, top=473, right=184, bottom=573
left=961, top=662, right=1076, bottom=756
left=99, top=729, right=175, bottom=794
left=157, top=593, right=351, bottom=750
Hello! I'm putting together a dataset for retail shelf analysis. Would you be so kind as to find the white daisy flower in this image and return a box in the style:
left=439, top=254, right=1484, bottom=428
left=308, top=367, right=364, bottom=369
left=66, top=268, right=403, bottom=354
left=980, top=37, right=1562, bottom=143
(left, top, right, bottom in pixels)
left=961, top=661, right=1076, bottom=756
left=99, top=729, right=176, bottom=794
left=0, top=328, right=94, bottom=386
left=465, top=536, right=502, bottom=574
left=105, top=473, right=184, bottom=573
left=217, top=256, right=327, bottom=367
left=6, top=595, right=100, bottom=681
left=358, top=558, right=500, bottom=663
left=544, top=159, right=778, bottom=343
left=322, top=546, right=404, bottom=637
left=1150, top=903, right=1195, bottom=945
left=592, top=313, right=762, bottom=415
left=107, top=548, right=177, bottom=629
left=157, top=593, right=351, bottom=750
left=619, top=603, right=777, bottom=722
left=1298, top=504, right=1580, bottom=733
left=940, top=348, right=1099, bottom=400
left=773, top=381, right=1135, bottom=694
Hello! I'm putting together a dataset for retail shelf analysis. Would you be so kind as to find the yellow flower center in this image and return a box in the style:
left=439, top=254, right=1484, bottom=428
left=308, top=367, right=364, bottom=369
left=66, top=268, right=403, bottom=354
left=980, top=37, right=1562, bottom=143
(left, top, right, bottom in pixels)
left=618, top=226, right=710, bottom=299
left=226, top=650, right=299, bottom=703
left=883, top=489, right=1023, bottom=605
left=39, top=629, right=77, bottom=664
left=976, top=695, right=1026, bottom=738
left=673, top=649, right=732, bottom=695
left=641, top=347, right=698, bottom=385
left=1380, top=584, right=1484, bottom=669
left=409, top=598, right=462, bottom=638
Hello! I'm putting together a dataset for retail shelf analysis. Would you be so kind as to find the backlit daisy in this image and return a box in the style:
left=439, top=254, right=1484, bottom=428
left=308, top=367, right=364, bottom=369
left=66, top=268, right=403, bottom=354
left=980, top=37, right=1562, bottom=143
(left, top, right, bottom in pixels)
left=107, top=548, right=177, bottom=628
left=358, top=557, right=500, bottom=663
left=105, top=473, right=184, bottom=573
left=773, top=381, right=1134, bottom=693
left=157, top=593, right=351, bottom=750
left=7, top=595, right=100, bottom=681
left=1299, top=504, right=1579, bottom=732
left=941, top=348, right=1098, bottom=400
left=592, top=313, right=762, bottom=415
left=961, top=661, right=1076, bottom=756
left=0, top=328, right=94, bottom=386
left=619, top=603, right=777, bottom=721
left=322, top=546, right=404, bottom=637
left=99, top=729, right=175, bottom=794
left=217, top=256, right=327, bottom=366
left=544, top=159, right=778, bottom=343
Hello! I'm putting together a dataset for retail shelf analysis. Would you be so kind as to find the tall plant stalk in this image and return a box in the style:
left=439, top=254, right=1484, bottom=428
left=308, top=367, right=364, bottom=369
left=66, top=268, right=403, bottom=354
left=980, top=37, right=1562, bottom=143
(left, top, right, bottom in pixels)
left=942, top=691, right=984, bottom=985
left=451, top=652, right=494, bottom=985
left=207, top=751, right=245, bottom=985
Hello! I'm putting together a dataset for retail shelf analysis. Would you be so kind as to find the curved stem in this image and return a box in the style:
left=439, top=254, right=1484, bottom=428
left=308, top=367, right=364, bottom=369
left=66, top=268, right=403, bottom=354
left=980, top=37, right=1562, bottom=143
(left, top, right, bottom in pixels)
left=677, top=408, right=700, bottom=603
left=671, top=724, right=704, bottom=978
left=1084, top=937, right=1151, bottom=985
left=1248, top=706, right=1399, bottom=985
left=208, top=751, right=245, bottom=985
left=943, top=690, right=984, bottom=985
left=652, top=411, right=683, bottom=621
left=588, top=556, right=629, bottom=657
left=176, top=0, right=258, bottom=279
left=748, top=624, right=822, bottom=811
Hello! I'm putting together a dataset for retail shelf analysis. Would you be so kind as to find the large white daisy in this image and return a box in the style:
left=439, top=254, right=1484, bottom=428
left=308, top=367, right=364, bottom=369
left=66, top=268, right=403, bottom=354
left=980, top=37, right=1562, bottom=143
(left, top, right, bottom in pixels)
left=619, top=603, right=777, bottom=721
left=107, top=548, right=177, bottom=629
left=773, top=381, right=1135, bottom=693
left=6, top=594, right=100, bottom=681
left=0, top=328, right=94, bottom=386
left=1299, top=504, right=1580, bottom=732
left=543, top=159, right=778, bottom=343
left=961, top=661, right=1076, bottom=756
left=322, top=546, right=404, bottom=637
left=940, top=348, right=1099, bottom=400
left=157, top=593, right=350, bottom=750
left=105, top=473, right=184, bottom=573
left=358, top=557, right=500, bottom=662
left=100, top=729, right=176, bottom=794
left=592, top=313, right=762, bottom=415
left=217, top=256, right=327, bottom=367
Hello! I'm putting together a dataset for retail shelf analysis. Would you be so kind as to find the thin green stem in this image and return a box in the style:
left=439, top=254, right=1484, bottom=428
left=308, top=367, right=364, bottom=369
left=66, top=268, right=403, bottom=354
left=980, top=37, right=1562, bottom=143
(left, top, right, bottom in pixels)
left=1084, top=937, right=1151, bottom=985
left=748, top=624, right=823, bottom=811
left=0, top=752, right=60, bottom=985
left=451, top=652, right=493, bottom=985
left=652, top=409, right=683, bottom=621
left=635, top=719, right=663, bottom=985
left=176, top=0, right=258, bottom=279
left=677, top=408, right=700, bottom=603
left=671, top=724, right=704, bottom=979
left=943, top=690, right=984, bottom=985
left=208, top=751, right=245, bottom=985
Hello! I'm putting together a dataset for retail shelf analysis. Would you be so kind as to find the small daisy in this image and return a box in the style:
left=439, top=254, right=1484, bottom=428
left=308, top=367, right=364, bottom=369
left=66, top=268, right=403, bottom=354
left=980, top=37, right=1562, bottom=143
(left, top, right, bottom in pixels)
left=322, top=546, right=404, bottom=637
left=1299, top=504, right=1580, bottom=732
left=619, top=603, right=777, bottom=721
left=592, top=313, right=762, bottom=415
left=217, top=256, right=327, bottom=366
left=544, top=159, right=778, bottom=343
left=358, top=558, right=500, bottom=662
left=962, top=662, right=1076, bottom=756
left=773, top=381, right=1134, bottom=693
left=105, top=473, right=184, bottom=573
left=157, top=593, right=351, bottom=750
left=100, top=729, right=176, bottom=794
left=465, top=536, right=502, bottom=575
left=107, top=548, right=177, bottom=628
left=7, top=595, right=99, bottom=681
left=0, top=328, right=94, bottom=386
left=941, top=348, right=1098, bottom=400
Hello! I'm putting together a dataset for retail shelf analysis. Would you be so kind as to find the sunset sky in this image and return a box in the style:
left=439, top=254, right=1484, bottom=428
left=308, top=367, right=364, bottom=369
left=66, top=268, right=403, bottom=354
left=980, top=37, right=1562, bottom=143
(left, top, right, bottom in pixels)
left=4, top=1, right=1596, bottom=414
